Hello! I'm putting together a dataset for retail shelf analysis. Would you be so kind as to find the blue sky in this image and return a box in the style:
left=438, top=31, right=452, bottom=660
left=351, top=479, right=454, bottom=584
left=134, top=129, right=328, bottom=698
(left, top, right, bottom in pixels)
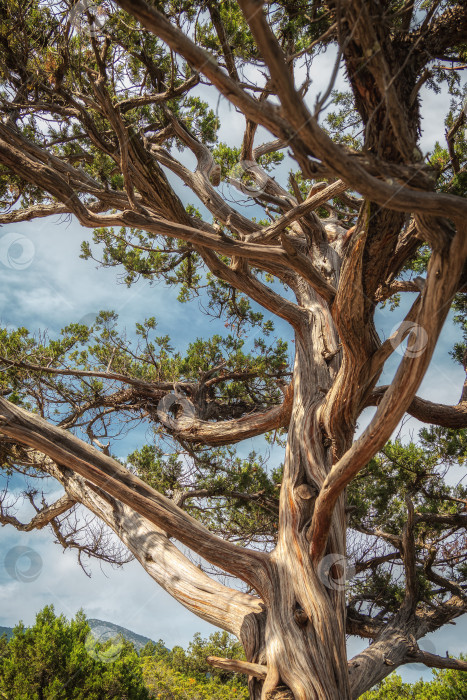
left=0, top=43, right=465, bottom=684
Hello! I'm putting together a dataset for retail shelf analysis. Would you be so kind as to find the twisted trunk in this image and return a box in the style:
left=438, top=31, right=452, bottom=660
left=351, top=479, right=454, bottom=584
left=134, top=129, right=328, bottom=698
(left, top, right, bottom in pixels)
left=240, top=286, right=350, bottom=699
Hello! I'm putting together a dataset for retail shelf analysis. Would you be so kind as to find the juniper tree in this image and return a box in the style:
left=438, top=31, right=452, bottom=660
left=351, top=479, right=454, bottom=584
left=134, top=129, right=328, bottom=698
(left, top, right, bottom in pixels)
left=0, top=1, right=466, bottom=698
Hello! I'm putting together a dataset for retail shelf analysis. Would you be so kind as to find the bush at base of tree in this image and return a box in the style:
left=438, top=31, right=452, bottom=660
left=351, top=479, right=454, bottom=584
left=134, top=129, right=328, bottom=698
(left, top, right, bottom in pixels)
left=140, top=657, right=248, bottom=700
left=140, top=631, right=249, bottom=699
left=361, top=663, right=467, bottom=699
left=0, top=605, right=149, bottom=700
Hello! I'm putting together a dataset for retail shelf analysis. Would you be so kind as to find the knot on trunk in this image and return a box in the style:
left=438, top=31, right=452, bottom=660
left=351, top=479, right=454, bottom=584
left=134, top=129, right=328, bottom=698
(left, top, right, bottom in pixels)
left=295, top=483, right=317, bottom=500
left=265, top=687, right=294, bottom=700
left=293, top=606, right=308, bottom=627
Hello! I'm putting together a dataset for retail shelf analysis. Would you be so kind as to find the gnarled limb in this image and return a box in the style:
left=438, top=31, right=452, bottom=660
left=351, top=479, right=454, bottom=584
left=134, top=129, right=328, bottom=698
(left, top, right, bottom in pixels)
left=368, top=387, right=467, bottom=429
left=405, top=650, right=467, bottom=672
left=310, top=223, right=467, bottom=561
left=207, top=656, right=267, bottom=679
left=0, top=398, right=269, bottom=593
left=117, top=73, right=199, bottom=112
left=166, top=387, right=292, bottom=446
left=0, top=493, right=76, bottom=531
left=248, top=180, right=348, bottom=244
left=30, top=453, right=264, bottom=638
left=232, top=0, right=467, bottom=220
left=348, top=589, right=467, bottom=698
left=348, top=625, right=420, bottom=699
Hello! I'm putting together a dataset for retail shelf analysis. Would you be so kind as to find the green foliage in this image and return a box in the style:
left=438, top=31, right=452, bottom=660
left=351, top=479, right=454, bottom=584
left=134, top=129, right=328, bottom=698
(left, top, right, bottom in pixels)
left=361, top=663, right=467, bottom=699
left=450, top=292, right=467, bottom=366
left=325, top=90, right=363, bottom=149
left=361, top=674, right=424, bottom=699
left=128, top=444, right=281, bottom=547
left=0, top=314, right=289, bottom=435
left=347, top=434, right=467, bottom=619
left=140, top=631, right=248, bottom=699
left=0, top=605, right=149, bottom=699
left=0, top=607, right=250, bottom=700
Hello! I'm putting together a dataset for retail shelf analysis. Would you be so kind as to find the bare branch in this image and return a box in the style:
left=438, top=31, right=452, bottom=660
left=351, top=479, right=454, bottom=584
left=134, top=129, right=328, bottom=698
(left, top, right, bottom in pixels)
left=368, top=388, right=467, bottom=429
left=249, top=180, right=348, bottom=244
left=117, top=73, right=199, bottom=112
left=35, top=454, right=263, bottom=637
left=168, top=384, right=293, bottom=446
left=406, top=650, right=467, bottom=671
left=233, top=0, right=467, bottom=221
left=207, top=656, right=267, bottom=679
left=0, top=398, right=269, bottom=593
left=0, top=493, right=76, bottom=531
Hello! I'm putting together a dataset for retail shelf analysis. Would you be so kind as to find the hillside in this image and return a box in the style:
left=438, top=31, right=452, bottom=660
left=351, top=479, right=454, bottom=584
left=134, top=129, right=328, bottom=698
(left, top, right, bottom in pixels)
left=0, top=618, right=155, bottom=650
left=87, top=618, right=156, bottom=651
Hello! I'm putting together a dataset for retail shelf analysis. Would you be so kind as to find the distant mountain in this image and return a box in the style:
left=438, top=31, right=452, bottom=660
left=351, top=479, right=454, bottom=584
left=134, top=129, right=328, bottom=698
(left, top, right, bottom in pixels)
left=0, top=619, right=157, bottom=651
left=0, top=626, right=13, bottom=641
left=87, top=619, right=156, bottom=651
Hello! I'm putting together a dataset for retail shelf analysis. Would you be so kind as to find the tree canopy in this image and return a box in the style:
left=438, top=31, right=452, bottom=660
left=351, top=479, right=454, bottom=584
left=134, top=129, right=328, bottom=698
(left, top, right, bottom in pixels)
left=0, top=1, right=466, bottom=698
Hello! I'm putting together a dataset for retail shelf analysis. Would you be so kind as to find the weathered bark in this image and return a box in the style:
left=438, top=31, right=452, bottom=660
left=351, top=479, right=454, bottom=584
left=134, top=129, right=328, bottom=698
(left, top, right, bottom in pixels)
left=240, top=280, right=350, bottom=699
left=44, top=460, right=264, bottom=637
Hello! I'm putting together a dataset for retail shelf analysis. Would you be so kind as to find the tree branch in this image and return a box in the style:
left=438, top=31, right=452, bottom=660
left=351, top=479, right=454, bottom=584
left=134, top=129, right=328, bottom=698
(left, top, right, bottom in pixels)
left=406, top=650, right=467, bottom=672
left=400, top=496, right=418, bottom=616
left=207, top=656, right=267, bottom=679
left=248, top=180, right=348, bottom=244
left=368, top=387, right=467, bottom=429
left=309, top=222, right=467, bottom=561
left=234, top=0, right=467, bottom=221
left=33, top=453, right=264, bottom=637
left=0, top=398, right=269, bottom=593
left=167, top=385, right=293, bottom=446
left=411, top=3, right=467, bottom=64
left=0, top=493, right=76, bottom=531
left=117, top=73, right=199, bottom=112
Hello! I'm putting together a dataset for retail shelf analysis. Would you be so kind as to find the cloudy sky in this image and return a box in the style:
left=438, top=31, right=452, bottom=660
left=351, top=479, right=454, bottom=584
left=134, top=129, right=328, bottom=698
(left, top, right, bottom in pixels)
left=0, top=37, right=465, bottom=684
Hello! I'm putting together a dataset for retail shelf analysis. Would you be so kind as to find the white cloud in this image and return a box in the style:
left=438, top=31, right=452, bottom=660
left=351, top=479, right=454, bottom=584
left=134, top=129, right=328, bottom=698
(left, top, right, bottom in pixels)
left=0, top=526, right=217, bottom=647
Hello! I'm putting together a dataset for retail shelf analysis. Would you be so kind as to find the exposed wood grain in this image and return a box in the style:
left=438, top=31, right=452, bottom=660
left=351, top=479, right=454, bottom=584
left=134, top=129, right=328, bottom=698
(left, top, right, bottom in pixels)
left=207, top=656, right=268, bottom=679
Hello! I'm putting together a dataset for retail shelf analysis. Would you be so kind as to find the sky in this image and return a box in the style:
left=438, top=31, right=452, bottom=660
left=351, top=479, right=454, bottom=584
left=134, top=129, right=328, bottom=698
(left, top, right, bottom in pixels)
left=0, top=29, right=465, bottom=685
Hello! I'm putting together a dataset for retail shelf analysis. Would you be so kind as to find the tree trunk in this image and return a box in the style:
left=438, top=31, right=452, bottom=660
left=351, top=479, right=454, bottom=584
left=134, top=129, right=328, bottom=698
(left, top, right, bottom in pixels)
left=241, top=286, right=350, bottom=699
